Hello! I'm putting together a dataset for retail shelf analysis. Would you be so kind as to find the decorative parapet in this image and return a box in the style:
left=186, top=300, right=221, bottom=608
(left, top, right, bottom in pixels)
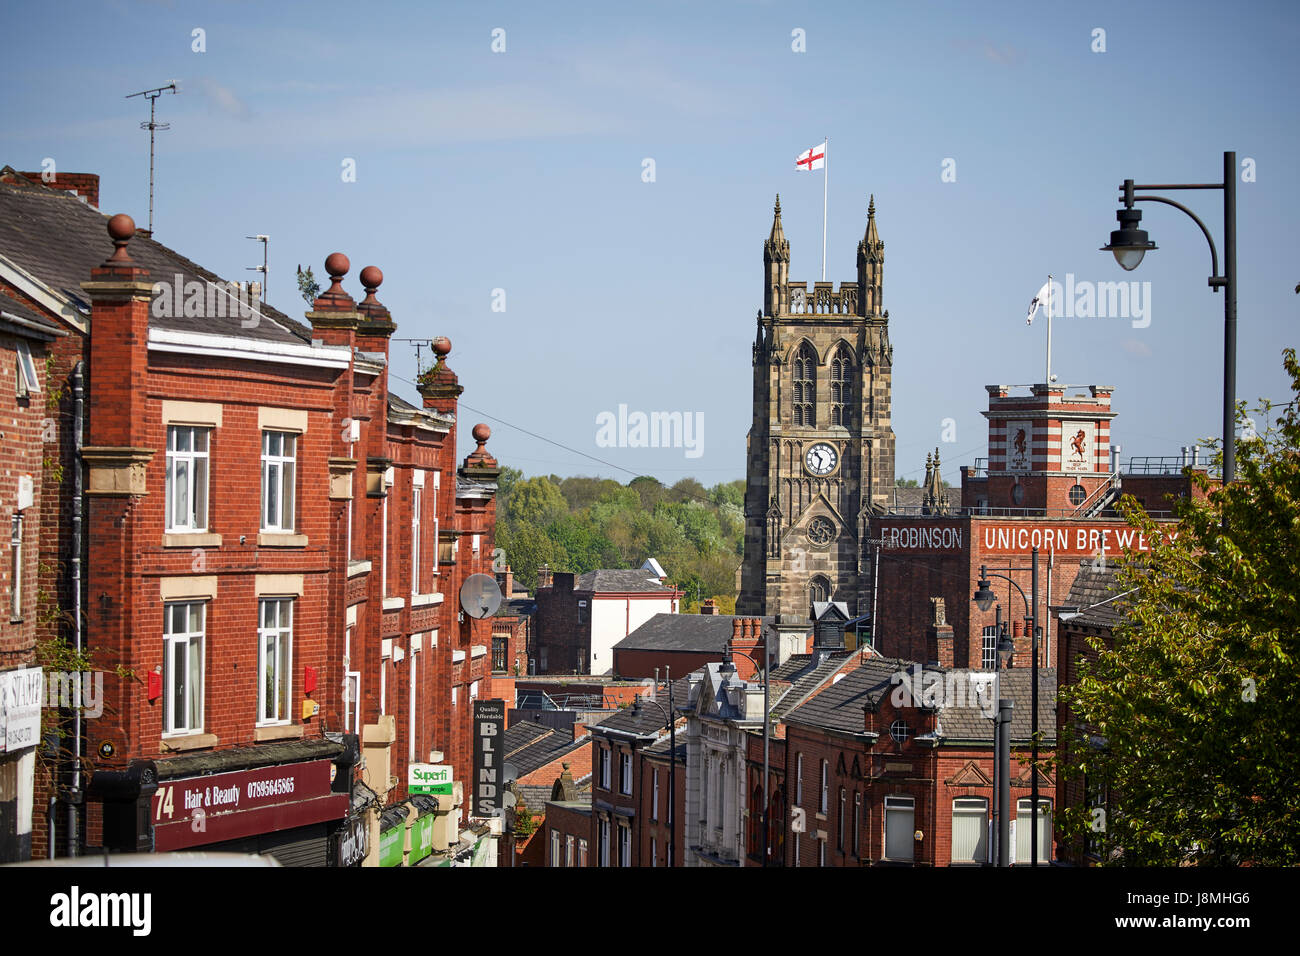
left=81, top=446, right=154, bottom=497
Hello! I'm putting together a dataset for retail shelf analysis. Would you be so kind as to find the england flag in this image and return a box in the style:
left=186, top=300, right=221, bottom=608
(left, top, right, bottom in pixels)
left=796, top=141, right=826, bottom=172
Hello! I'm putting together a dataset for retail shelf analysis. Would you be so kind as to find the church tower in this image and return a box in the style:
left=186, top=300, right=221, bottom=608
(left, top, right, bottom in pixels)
left=738, top=195, right=896, bottom=620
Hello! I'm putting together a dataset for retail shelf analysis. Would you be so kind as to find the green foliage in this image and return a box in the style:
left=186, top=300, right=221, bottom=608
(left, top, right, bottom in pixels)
left=495, top=471, right=745, bottom=601
left=896, top=478, right=919, bottom=488
left=513, top=800, right=538, bottom=838
left=1057, top=348, right=1300, bottom=866
left=296, top=264, right=321, bottom=306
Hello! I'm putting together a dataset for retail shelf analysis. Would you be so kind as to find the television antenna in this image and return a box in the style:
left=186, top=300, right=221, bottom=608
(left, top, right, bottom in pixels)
left=126, top=81, right=179, bottom=233
left=246, top=235, right=269, bottom=302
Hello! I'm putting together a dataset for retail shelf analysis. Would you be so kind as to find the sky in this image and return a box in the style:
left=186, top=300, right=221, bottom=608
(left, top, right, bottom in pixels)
left=3, top=0, right=1296, bottom=486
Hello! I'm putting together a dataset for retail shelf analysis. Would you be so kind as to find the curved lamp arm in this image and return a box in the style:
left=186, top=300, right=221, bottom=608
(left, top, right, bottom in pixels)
left=1134, top=194, right=1222, bottom=287
left=982, top=569, right=1030, bottom=619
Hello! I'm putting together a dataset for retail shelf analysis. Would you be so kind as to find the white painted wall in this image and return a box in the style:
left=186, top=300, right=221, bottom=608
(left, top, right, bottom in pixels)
left=589, top=595, right=677, bottom=675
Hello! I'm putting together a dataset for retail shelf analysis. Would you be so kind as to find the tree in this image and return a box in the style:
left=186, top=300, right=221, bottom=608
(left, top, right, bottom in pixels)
left=1059, top=348, right=1300, bottom=865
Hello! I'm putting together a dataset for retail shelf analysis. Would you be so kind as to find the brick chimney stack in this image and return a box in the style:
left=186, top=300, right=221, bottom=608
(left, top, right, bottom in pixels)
left=700, top=598, right=718, bottom=615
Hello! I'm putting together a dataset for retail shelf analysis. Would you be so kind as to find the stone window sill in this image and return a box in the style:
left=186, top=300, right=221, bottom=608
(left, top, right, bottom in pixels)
left=348, top=559, right=372, bottom=578
left=160, top=732, right=219, bottom=752
left=258, top=533, right=309, bottom=548
left=382, top=597, right=406, bottom=611
left=411, top=592, right=443, bottom=608
left=254, top=724, right=303, bottom=742
left=164, top=532, right=222, bottom=548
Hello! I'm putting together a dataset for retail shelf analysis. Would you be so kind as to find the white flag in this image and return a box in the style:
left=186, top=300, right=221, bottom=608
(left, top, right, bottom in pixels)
left=796, top=141, right=826, bottom=172
left=1026, top=280, right=1052, bottom=325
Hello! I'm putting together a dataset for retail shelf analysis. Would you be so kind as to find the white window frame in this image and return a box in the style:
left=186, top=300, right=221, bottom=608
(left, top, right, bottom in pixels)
left=952, top=796, right=989, bottom=864
left=381, top=468, right=393, bottom=596
left=1016, top=797, right=1053, bottom=864
left=260, top=430, right=296, bottom=532
left=820, top=759, right=829, bottom=813
left=620, top=751, right=632, bottom=795
left=884, top=795, right=916, bottom=862
left=599, top=818, right=610, bottom=867
left=652, top=769, right=660, bottom=821
left=578, top=838, right=588, bottom=867
left=651, top=836, right=657, bottom=867
left=15, top=340, right=39, bottom=397
left=411, top=474, right=423, bottom=595
left=163, top=601, right=205, bottom=736
left=565, top=834, right=575, bottom=867
left=257, top=597, right=293, bottom=726
left=550, top=827, right=560, bottom=866
left=599, top=747, right=611, bottom=790
left=795, top=753, right=803, bottom=805
left=618, top=822, right=631, bottom=867
left=165, top=425, right=209, bottom=532
left=431, top=470, right=440, bottom=575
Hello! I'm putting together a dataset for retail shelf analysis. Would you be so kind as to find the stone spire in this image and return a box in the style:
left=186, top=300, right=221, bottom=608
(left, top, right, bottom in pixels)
left=764, top=193, right=790, bottom=316
left=857, top=195, right=885, bottom=317
left=922, top=447, right=951, bottom=515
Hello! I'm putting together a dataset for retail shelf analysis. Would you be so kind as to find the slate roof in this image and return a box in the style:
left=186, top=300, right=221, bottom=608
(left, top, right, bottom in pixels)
left=613, top=613, right=775, bottom=654
left=0, top=173, right=311, bottom=345
left=0, top=290, right=65, bottom=339
left=590, top=679, right=693, bottom=737
left=503, top=720, right=590, bottom=777
left=782, top=657, right=906, bottom=733
left=576, top=569, right=677, bottom=593
left=784, top=658, right=1057, bottom=745
left=1061, top=560, right=1129, bottom=629
left=770, top=651, right=858, bottom=719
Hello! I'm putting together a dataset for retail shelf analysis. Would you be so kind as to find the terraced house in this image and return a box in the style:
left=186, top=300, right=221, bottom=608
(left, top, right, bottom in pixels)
left=0, top=168, right=501, bottom=864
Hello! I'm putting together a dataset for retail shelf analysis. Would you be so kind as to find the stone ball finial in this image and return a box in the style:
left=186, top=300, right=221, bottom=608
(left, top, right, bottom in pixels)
left=324, top=252, right=350, bottom=280
left=360, top=265, right=383, bottom=292
left=431, top=336, right=452, bottom=358
left=472, top=423, right=491, bottom=444
left=107, top=213, right=136, bottom=242
left=105, top=213, right=136, bottom=263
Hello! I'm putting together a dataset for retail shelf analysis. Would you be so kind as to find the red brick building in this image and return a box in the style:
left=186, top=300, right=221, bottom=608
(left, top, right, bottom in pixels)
left=0, top=290, right=66, bottom=863
left=776, top=656, right=1056, bottom=866
left=587, top=678, right=689, bottom=866
left=0, top=170, right=501, bottom=862
left=868, top=382, right=1210, bottom=675
left=534, top=566, right=680, bottom=675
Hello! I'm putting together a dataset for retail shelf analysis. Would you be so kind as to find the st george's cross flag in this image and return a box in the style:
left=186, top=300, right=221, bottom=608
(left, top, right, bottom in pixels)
left=796, top=141, right=827, bottom=172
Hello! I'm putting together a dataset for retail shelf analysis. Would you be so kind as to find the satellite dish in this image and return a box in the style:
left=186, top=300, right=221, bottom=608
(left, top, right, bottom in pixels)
left=460, top=573, right=503, bottom=619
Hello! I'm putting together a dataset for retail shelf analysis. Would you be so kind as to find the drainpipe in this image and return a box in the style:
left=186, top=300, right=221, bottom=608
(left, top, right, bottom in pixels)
left=68, top=360, right=85, bottom=857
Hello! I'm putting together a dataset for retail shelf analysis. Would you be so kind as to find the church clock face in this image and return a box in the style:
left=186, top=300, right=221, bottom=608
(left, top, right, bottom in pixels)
left=804, top=442, right=839, bottom=476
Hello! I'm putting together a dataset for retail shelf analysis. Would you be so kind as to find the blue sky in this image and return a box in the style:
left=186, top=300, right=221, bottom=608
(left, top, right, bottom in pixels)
left=3, top=0, right=1297, bottom=484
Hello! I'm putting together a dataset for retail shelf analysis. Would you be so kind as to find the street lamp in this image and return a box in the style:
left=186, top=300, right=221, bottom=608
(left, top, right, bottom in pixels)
left=632, top=674, right=678, bottom=867
left=973, top=549, right=1044, bottom=867
left=1101, top=152, right=1238, bottom=482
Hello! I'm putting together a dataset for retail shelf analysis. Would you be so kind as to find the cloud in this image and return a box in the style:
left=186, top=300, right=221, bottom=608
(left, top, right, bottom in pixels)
left=195, top=77, right=252, bottom=120
left=1123, top=338, right=1153, bottom=358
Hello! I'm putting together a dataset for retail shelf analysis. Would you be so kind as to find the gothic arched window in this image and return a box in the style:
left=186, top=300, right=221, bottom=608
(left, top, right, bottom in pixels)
left=830, top=343, right=854, bottom=427
left=810, top=574, right=831, bottom=606
left=793, top=343, right=816, bottom=426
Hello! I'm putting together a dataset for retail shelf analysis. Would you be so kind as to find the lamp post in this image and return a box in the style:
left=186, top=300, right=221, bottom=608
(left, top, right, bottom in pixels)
left=1101, top=151, right=1238, bottom=483
left=632, top=671, right=678, bottom=867
left=973, top=547, right=1042, bottom=867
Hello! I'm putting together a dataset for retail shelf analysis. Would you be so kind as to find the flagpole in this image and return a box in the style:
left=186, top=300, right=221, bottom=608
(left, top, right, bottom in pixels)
left=1046, top=273, right=1053, bottom=386
left=821, top=137, right=828, bottom=282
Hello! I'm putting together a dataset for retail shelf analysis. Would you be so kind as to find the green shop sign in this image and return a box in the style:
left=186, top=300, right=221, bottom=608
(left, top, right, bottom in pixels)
left=409, top=763, right=454, bottom=796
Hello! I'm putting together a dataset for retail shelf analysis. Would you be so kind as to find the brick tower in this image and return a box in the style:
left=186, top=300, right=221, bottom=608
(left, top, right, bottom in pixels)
left=738, top=195, right=896, bottom=620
